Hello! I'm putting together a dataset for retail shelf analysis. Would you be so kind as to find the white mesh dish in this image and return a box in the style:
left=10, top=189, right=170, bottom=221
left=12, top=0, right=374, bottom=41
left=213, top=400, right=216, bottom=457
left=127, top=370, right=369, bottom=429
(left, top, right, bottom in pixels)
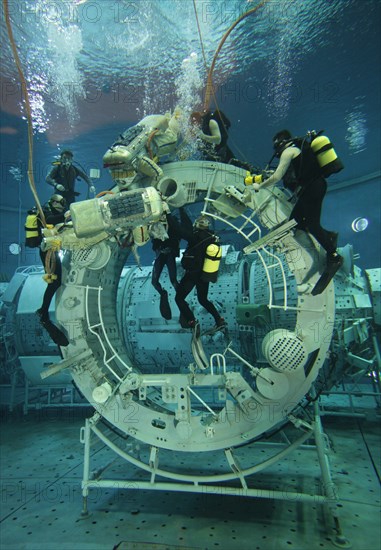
left=72, top=242, right=111, bottom=270
left=262, top=329, right=308, bottom=372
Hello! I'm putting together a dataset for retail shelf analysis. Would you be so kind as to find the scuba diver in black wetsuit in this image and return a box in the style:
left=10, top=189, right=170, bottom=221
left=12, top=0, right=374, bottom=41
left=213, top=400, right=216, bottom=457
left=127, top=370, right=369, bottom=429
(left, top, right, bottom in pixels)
left=33, top=194, right=70, bottom=346
left=150, top=211, right=185, bottom=320
left=46, top=150, right=94, bottom=206
left=175, top=212, right=225, bottom=330
left=191, top=109, right=260, bottom=173
left=191, top=109, right=234, bottom=163
left=35, top=195, right=66, bottom=319
left=246, top=129, right=343, bottom=294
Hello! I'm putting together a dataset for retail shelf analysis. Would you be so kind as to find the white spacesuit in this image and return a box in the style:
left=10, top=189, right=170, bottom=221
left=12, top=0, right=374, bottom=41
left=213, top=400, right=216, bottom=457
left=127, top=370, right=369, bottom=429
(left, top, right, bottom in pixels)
left=103, top=111, right=182, bottom=181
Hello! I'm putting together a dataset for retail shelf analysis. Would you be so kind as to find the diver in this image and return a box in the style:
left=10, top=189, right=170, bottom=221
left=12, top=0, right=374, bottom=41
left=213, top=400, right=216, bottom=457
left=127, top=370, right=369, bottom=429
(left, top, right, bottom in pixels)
left=175, top=212, right=225, bottom=330
left=46, top=150, right=95, bottom=206
left=191, top=109, right=234, bottom=164
left=103, top=110, right=182, bottom=182
left=150, top=209, right=185, bottom=320
left=35, top=194, right=69, bottom=346
left=246, top=129, right=343, bottom=291
left=190, top=109, right=258, bottom=172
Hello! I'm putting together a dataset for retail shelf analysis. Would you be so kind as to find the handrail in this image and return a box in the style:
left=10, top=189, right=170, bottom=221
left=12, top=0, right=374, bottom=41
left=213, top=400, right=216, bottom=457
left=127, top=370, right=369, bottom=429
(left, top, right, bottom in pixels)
left=84, top=285, right=132, bottom=380
left=201, top=201, right=262, bottom=243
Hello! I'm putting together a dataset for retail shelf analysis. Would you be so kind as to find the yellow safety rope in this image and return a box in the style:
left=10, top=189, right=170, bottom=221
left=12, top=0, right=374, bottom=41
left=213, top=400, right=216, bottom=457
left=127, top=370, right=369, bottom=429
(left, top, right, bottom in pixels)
left=3, top=0, right=46, bottom=226
left=43, top=249, right=58, bottom=284
left=192, top=1, right=210, bottom=78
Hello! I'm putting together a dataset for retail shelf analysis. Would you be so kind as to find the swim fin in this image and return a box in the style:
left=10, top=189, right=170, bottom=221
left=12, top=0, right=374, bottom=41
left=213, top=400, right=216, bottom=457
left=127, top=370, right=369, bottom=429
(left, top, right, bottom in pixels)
left=201, top=324, right=227, bottom=337
left=39, top=317, right=69, bottom=347
left=191, top=322, right=209, bottom=370
left=311, top=255, right=343, bottom=296
left=159, top=290, right=172, bottom=320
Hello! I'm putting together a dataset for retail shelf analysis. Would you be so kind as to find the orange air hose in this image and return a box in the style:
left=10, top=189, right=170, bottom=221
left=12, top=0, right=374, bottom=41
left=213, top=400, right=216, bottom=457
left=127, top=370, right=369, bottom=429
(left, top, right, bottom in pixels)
left=202, top=0, right=270, bottom=112
left=147, top=129, right=160, bottom=159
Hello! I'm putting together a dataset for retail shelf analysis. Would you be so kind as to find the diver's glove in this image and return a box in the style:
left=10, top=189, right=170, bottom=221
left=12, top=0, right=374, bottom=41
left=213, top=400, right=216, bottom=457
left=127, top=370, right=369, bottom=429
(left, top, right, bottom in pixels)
left=55, top=183, right=65, bottom=192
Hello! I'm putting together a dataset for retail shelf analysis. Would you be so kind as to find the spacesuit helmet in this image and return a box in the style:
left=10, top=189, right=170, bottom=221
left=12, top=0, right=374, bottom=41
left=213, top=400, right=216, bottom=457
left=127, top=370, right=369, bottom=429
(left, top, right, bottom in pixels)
left=49, top=194, right=66, bottom=213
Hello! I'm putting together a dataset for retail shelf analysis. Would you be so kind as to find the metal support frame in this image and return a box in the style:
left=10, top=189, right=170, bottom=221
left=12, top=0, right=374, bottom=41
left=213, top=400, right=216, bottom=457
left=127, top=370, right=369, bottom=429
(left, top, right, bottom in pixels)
left=23, top=379, right=88, bottom=414
left=320, top=333, right=381, bottom=418
left=79, top=399, right=350, bottom=547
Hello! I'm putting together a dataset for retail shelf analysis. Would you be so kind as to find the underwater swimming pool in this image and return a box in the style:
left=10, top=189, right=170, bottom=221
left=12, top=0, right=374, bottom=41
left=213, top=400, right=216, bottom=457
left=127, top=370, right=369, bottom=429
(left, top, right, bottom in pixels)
left=0, top=0, right=380, bottom=276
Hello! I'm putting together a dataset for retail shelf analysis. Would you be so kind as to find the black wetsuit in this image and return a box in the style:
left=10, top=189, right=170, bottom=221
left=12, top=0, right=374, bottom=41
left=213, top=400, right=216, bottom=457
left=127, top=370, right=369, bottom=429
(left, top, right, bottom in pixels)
left=46, top=164, right=91, bottom=205
left=38, top=205, right=65, bottom=318
left=286, top=143, right=337, bottom=255
left=201, top=111, right=234, bottom=163
left=175, top=211, right=222, bottom=326
left=151, top=213, right=183, bottom=296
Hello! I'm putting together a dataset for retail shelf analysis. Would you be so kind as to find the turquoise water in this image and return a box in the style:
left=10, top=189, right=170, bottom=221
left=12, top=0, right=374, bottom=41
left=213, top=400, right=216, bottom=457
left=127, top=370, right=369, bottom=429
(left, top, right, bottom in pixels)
left=0, top=0, right=380, bottom=274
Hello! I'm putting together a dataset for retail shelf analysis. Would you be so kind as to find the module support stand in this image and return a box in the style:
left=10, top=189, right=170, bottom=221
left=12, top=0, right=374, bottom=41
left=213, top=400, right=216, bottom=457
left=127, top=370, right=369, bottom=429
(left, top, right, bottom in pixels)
left=80, top=413, right=97, bottom=517
left=79, top=401, right=351, bottom=547
left=311, top=394, right=351, bottom=548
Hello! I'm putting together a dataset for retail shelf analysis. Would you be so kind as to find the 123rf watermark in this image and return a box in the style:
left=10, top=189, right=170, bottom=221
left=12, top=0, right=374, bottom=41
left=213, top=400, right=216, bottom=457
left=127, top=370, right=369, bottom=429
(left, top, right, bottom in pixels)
left=216, top=80, right=341, bottom=106
left=3, top=1, right=139, bottom=25
left=1, top=79, right=143, bottom=107
left=1, top=479, right=139, bottom=506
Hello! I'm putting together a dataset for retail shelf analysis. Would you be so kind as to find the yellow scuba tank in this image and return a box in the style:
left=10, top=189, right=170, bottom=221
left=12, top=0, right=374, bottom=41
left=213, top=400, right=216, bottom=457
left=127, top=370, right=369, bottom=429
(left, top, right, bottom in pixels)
left=310, top=134, right=344, bottom=177
left=25, top=211, right=42, bottom=248
left=202, top=243, right=222, bottom=283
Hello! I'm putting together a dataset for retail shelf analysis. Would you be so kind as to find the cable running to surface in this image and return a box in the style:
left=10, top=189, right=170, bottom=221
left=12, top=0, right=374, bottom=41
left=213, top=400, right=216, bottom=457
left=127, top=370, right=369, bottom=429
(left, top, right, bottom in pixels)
left=3, top=0, right=46, bottom=226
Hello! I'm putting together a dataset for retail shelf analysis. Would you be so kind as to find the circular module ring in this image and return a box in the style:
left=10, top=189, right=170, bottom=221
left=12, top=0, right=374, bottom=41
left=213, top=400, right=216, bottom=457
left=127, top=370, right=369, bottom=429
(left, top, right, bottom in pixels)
left=55, top=161, right=335, bottom=455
